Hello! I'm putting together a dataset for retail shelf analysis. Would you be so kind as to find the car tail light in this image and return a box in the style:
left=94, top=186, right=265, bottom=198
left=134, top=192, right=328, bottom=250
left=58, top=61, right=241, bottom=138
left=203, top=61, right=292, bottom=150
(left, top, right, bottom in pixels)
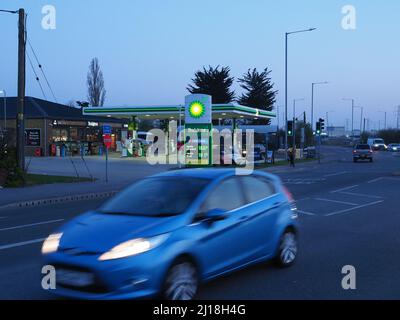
left=283, top=186, right=295, bottom=203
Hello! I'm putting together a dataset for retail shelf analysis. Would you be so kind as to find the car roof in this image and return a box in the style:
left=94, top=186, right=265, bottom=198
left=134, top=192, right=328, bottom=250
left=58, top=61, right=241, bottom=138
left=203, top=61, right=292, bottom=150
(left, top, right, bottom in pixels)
left=152, top=168, right=279, bottom=182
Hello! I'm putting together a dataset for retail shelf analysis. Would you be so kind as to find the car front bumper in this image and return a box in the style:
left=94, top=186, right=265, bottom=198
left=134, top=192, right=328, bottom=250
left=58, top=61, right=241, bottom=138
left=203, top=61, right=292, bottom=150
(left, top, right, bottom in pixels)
left=43, top=248, right=171, bottom=300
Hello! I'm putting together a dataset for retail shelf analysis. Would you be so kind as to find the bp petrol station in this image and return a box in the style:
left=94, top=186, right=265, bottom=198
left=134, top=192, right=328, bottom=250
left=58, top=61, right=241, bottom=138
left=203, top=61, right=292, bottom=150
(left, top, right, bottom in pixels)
left=83, top=94, right=276, bottom=165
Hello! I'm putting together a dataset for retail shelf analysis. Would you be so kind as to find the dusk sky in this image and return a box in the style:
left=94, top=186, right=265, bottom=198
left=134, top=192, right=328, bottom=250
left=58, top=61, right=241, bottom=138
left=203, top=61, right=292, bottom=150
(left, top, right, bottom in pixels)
left=1, top=0, right=400, bottom=128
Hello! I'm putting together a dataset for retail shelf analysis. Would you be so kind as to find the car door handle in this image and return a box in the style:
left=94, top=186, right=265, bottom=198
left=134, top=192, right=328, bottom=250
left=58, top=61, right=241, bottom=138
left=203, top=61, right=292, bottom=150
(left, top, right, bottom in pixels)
left=272, top=202, right=284, bottom=209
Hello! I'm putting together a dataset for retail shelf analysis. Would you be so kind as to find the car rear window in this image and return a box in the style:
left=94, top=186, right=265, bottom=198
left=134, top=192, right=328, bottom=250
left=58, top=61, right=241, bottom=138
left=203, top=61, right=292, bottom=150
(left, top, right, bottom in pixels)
left=356, top=145, right=370, bottom=150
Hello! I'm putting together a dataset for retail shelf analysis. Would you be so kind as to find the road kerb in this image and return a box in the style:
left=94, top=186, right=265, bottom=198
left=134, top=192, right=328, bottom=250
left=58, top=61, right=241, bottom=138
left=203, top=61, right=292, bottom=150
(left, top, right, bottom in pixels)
left=0, top=191, right=119, bottom=211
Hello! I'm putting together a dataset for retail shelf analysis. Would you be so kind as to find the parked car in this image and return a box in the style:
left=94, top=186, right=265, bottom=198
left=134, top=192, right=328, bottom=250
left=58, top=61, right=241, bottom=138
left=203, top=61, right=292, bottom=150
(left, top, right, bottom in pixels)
left=353, top=144, right=374, bottom=162
left=367, top=138, right=387, bottom=151
left=387, top=144, right=400, bottom=152
left=42, top=169, right=299, bottom=300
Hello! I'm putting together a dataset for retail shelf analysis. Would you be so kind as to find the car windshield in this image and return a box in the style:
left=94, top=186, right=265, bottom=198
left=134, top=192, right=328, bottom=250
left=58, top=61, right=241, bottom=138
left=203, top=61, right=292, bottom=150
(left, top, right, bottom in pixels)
left=356, top=145, right=370, bottom=150
left=100, top=177, right=210, bottom=216
left=374, top=139, right=384, bottom=144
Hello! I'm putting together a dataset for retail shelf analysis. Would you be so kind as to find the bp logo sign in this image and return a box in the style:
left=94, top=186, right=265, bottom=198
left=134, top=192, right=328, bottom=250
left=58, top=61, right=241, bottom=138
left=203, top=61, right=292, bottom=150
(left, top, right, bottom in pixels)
left=189, top=101, right=206, bottom=119
left=185, top=94, right=212, bottom=124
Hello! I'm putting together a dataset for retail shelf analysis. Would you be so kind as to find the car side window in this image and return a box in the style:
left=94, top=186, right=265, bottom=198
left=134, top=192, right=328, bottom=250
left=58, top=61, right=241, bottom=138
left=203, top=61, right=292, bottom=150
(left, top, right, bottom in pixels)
left=199, top=177, right=245, bottom=214
left=240, top=176, right=277, bottom=204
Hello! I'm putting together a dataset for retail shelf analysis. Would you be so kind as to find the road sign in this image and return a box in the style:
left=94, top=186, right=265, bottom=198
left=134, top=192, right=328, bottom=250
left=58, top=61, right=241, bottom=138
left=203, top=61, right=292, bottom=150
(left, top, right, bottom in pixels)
left=103, top=125, right=112, bottom=135
left=103, top=134, right=112, bottom=149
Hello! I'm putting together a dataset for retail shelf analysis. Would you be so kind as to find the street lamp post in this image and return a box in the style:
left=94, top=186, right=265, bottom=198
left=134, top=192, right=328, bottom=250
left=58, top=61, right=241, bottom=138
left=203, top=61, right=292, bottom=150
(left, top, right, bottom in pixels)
left=311, top=81, right=329, bottom=132
left=285, top=28, right=316, bottom=154
left=343, top=98, right=355, bottom=137
left=0, top=90, right=6, bottom=132
left=353, top=106, right=363, bottom=136
left=326, top=110, right=334, bottom=136
left=378, top=110, right=387, bottom=129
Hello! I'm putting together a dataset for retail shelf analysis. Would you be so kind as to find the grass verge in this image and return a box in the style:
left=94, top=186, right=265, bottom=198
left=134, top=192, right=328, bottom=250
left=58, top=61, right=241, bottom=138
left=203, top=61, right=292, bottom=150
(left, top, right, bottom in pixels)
left=25, top=174, right=93, bottom=186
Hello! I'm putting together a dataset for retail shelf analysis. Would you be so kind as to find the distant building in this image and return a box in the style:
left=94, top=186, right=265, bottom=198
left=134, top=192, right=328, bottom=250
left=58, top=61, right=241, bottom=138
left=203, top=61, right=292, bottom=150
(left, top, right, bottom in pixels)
left=327, top=126, right=346, bottom=137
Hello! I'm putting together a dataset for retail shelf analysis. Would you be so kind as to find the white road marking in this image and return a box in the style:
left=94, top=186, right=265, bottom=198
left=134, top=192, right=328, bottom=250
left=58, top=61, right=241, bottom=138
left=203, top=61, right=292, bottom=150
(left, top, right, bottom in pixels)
left=368, top=177, right=400, bottom=184
left=0, top=219, right=64, bottom=232
left=314, top=198, right=359, bottom=206
left=0, top=238, right=46, bottom=251
left=339, top=192, right=383, bottom=199
left=367, top=177, right=384, bottom=184
left=325, top=200, right=384, bottom=217
left=331, top=185, right=358, bottom=193
left=297, top=210, right=316, bottom=216
left=324, top=171, right=347, bottom=178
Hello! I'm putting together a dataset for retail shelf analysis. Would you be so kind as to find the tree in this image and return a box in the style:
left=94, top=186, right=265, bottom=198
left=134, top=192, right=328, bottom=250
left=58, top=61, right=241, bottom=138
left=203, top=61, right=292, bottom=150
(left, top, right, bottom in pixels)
left=87, top=58, right=106, bottom=106
left=187, top=66, right=235, bottom=103
left=76, top=101, right=89, bottom=108
left=238, top=68, right=278, bottom=125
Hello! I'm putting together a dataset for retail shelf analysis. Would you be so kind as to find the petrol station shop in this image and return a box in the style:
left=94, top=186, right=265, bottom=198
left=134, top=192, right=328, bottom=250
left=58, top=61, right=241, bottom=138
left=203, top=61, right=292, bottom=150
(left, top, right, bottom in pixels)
left=1, top=97, right=128, bottom=157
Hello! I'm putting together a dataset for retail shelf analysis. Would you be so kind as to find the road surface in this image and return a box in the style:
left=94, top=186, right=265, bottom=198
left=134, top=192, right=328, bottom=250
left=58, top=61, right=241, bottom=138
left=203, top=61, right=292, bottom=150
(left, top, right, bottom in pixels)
left=1, top=147, right=399, bottom=299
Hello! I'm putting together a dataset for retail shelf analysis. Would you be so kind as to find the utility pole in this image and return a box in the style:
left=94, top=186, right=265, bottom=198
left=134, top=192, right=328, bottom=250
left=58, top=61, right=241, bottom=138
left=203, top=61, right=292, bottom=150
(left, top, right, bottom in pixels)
left=385, top=111, right=387, bottom=129
left=17, top=8, right=26, bottom=171
left=397, top=106, right=400, bottom=129
left=360, top=107, right=364, bottom=133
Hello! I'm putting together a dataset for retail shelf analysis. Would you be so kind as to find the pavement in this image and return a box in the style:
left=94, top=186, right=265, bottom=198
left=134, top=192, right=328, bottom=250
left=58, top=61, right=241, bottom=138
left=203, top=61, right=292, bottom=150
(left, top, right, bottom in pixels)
left=1, top=146, right=400, bottom=299
left=0, top=156, right=176, bottom=208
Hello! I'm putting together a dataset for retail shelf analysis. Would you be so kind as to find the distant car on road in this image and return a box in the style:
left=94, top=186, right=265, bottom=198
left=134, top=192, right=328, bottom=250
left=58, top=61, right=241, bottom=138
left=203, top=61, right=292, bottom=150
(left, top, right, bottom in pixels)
left=353, top=144, right=374, bottom=163
left=367, top=138, right=387, bottom=151
left=42, top=169, right=299, bottom=300
left=387, top=144, right=400, bottom=152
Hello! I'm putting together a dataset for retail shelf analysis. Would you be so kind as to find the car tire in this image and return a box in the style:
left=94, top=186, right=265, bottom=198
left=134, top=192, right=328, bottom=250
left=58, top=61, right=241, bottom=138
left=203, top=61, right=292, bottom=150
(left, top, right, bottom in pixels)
left=275, top=230, right=298, bottom=268
left=161, top=258, right=199, bottom=300
left=353, top=159, right=357, bottom=163
left=370, top=158, right=373, bottom=163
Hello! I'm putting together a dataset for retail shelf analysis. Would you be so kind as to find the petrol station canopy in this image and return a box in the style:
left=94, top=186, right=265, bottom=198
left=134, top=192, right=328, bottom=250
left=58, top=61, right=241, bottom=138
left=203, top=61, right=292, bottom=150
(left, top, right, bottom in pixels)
left=82, top=104, right=276, bottom=121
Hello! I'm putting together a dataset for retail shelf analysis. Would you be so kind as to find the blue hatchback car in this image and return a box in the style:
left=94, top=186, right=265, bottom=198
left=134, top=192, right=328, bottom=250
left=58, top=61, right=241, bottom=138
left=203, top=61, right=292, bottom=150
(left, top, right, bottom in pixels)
left=42, top=169, right=299, bottom=300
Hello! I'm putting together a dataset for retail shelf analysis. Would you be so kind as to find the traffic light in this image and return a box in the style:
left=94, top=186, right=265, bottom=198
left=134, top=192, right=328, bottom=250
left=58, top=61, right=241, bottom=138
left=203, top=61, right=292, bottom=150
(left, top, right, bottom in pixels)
left=319, top=118, right=325, bottom=131
left=316, top=121, right=321, bottom=135
left=287, top=121, right=293, bottom=136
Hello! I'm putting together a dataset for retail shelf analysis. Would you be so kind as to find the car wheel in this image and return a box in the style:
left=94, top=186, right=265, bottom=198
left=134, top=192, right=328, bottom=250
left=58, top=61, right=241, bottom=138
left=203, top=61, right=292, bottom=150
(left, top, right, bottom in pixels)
left=370, top=158, right=373, bottom=163
left=353, top=158, right=357, bottom=163
left=275, top=231, right=298, bottom=268
left=162, top=259, right=198, bottom=300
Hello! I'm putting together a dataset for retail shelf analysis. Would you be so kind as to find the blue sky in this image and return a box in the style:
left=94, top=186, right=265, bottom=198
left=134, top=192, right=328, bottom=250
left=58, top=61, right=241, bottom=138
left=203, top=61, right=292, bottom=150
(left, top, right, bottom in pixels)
left=1, top=0, right=400, bottom=128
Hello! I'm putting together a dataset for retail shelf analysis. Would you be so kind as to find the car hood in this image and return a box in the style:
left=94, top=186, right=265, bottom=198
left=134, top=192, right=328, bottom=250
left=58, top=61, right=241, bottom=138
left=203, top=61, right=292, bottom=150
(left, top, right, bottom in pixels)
left=58, top=211, right=184, bottom=253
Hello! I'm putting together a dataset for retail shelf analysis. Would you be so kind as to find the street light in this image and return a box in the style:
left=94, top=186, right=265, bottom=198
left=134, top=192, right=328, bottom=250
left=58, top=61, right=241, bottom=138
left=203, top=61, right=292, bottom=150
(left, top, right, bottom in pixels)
left=0, top=90, right=6, bottom=132
left=378, top=110, right=387, bottom=129
left=343, top=98, right=355, bottom=137
left=285, top=27, right=317, bottom=153
left=311, top=81, right=329, bottom=132
left=325, top=110, right=334, bottom=136
left=354, top=106, right=364, bottom=134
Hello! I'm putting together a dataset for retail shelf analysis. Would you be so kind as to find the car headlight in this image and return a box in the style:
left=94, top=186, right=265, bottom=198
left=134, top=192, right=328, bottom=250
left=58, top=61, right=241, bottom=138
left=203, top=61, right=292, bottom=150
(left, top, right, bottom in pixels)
left=42, top=233, right=63, bottom=254
left=98, top=234, right=169, bottom=261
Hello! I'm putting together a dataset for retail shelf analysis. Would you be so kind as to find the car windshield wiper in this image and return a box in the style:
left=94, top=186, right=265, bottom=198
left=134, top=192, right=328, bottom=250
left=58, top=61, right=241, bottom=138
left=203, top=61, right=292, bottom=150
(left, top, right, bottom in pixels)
left=99, top=211, right=179, bottom=217
left=99, top=211, right=145, bottom=216
left=150, top=213, right=180, bottom=217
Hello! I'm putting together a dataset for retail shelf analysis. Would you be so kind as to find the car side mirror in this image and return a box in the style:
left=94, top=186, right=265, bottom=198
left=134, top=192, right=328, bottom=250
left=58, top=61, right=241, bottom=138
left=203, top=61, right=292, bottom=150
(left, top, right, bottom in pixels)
left=204, top=209, right=228, bottom=224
